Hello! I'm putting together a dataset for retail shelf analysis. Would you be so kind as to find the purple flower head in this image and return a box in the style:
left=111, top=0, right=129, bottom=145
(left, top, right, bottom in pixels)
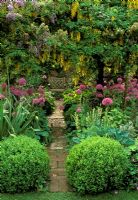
left=6, top=12, right=22, bottom=21
left=6, top=12, right=16, bottom=21
left=96, top=93, right=103, bottom=98
left=96, top=84, right=104, bottom=90
left=32, top=97, right=45, bottom=106
left=102, top=98, right=113, bottom=106
left=0, top=94, right=5, bottom=100
left=76, top=107, right=81, bottom=113
left=16, top=0, right=25, bottom=7
left=125, top=96, right=131, bottom=101
left=79, top=84, right=86, bottom=90
left=7, top=4, right=13, bottom=11
left=27, top=88, right=33, bottom=96
left=11, top=88, right=25, bottom=97
left=117, top=77, right=123, bottom=83
left=1, top=83, right=7, bottom=92
left=38, top=86, right=45, bottom=96
left=76, top=89, right=82, bottom=95
left=18, top=78, right=26, bottom=86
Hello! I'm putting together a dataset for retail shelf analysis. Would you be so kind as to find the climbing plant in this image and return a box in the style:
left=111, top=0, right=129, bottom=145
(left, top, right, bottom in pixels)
left=0, top=0, right=137, bottom=84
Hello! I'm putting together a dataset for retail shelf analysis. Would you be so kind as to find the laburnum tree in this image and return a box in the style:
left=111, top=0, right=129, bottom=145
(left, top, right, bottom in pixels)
left=47, top=0, right=138, bottom=84
left=0, top=0, right=137, bottom=85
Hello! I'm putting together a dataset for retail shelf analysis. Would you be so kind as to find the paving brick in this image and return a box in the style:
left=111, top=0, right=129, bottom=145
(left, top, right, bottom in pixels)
left=47, top=100, right=71, bottom=192
left=58, top=176, right=69, bottom=192
left=49, top=177, right=59, bottom=192
left=51, top=168, right=66, bottom=176
left=57, top=161, right=65, bottom=168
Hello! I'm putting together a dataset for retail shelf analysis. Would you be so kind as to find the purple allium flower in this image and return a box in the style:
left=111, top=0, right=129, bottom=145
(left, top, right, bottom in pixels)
left=27, top=88, right=33, bottom=96
left=1, top=83, right=7, bottom=91
left=6, top=12, right=17, bottom=21
left=38, top=86, right=45, bottom=96
left=7, top=4, right=13, bottom=11
left=96, top=93, right=103, bottom=98
left=76, top=89, right=82, bottom=95
left=79, top=84, right=86, bottom=90
left=117, top=77, right=123, bottom=83
left=18, top=78, right=26, bottom=86
left=0, top=94, right=5, bottom=100
left=11, top=88, right=24, bottom=97
left=76, top=107, right=81, bottom=113
left=16, top=0, right=25, bottom=7
left=6, top=12, right=22, bottom=21
left=32, top=97, right=45, bottom=106
left=125, top=96, right=131, bottom=101
left=102, top=98, right=113, bottom=106
left=96, top=84, right=104, bottom=90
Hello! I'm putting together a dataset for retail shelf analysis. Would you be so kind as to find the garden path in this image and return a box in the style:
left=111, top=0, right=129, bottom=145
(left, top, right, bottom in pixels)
left=47, top=100, right=71, bottom=192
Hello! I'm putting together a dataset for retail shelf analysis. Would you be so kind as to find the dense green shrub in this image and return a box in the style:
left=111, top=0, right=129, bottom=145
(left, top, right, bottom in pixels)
left=66, top=136, right=129, bottom=194
left=0, top=135, right=50, bottom=193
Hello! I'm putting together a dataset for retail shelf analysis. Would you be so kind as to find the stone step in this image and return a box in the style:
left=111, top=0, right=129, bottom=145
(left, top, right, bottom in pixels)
left=50, top=127, right=66, bottom=137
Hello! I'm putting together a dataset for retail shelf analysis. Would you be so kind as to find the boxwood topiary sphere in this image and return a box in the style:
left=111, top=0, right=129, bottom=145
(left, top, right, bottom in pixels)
left=0, top=135, right=50, bottom=193
left=66, top=136, right=129, bottom=194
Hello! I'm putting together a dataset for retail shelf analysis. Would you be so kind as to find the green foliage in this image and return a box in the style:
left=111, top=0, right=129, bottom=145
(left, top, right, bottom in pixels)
left=0, top=135, right=50, bottom=193
left=0, top=97, right=36, bottom=139
left=68, top=107, right=135, bottom=147
left=125, top=139, right=138, bottom=189
left=1, top=0, right=137, bottom=84
left=0, top=96, right=52, bottom=144
left=66, top=136, right=129, bottom=194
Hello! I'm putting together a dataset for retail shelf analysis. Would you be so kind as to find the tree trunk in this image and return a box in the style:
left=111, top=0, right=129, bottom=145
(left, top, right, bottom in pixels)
left=94, top=55, right=104, bottom=85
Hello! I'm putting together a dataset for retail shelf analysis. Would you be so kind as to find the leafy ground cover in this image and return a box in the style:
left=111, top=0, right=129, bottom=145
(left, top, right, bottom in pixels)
left=1, top=191, right=138, bottom=200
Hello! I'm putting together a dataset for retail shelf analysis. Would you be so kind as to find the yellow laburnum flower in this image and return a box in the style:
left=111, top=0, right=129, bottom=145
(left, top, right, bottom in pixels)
left=72, top=76, right=79, bottom=85
left=64, top=61, right=71, bottom=71
left=111, top=16, right=115, bottom=21
left=58, top=53, right=64, bottom=67
left=15, top=63, right=20, bottom=71
left=70, top=32, right=74, bottom=40
left=71, top=1, right=79, bottom=19
left=128, top=0, right=138, bottom=9
left=76, top=32, right=81, bottom=42
left=79, top=55, right=84, bottom=62
left=94, top=0, right=101, bottom=5
left=81, top=69, right=87, bottom=76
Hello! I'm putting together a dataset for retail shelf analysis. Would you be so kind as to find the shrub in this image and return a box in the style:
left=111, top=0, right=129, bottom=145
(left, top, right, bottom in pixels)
left=0, top=135, right=50, bottom=193
left=66, top=136, right=129, bottom=194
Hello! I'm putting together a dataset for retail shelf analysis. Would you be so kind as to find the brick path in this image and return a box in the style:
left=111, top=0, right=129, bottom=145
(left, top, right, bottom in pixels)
left=47, top=100, right=71, bottom=192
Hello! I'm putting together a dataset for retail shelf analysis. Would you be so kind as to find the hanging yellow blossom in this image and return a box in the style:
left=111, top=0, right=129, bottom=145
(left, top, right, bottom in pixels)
left=94, top=0, right=101, bottom=5
left=111, top=16, right=115, bottom=21
left=57, top=53, right=64, bottom=67
left=72, top=76, right=79, bottom=85
left=15, top=63, right=20, bottom=71
left=81, top=69, right=87, bottom=76
left=128, top=0, right=138, bottom=9
left=63, top=61, right=71, bottom=71
left=79, top=55, right=85, bottom=63
left=70, top=31, right=74, bottom=40
left=71, top=1, right=79, bottom=19
left=76, top=32, right=81, bottom=42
